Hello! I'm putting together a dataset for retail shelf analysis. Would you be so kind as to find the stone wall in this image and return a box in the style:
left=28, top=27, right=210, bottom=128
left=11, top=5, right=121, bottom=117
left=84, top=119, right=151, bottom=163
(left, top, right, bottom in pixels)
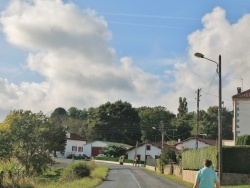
left=182, top=170, right=196, bottom=184
left=223, top=173, right=250, bottom=185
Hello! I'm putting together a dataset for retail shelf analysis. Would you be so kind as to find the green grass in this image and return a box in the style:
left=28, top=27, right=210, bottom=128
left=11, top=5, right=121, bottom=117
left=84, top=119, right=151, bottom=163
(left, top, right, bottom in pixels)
left=34, top=165, right=109, bottom=188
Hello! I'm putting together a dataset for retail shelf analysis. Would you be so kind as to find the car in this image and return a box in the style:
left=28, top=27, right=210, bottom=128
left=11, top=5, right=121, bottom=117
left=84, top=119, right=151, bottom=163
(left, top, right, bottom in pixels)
left=66, top=153, right=90, bottom=160
left=74, top=154, right=90, bottom=160
left=96, top=154, right=106, bottom=157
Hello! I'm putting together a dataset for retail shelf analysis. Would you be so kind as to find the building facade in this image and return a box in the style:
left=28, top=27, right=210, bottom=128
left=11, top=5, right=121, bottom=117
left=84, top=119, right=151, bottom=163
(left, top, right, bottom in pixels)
left=232, top=87, right=250, bottom=144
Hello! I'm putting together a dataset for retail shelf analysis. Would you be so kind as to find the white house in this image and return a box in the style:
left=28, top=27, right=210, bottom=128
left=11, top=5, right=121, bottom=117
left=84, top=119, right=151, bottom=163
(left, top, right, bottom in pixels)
left=83, top=141, right=132, bottom=157
left=64, top=133, right=87, bottom=157
left=232, top=87, right=250, bottom=144
left=126, top=142, right=172, bottom=161
left=174, top=137, right=216, bottom=151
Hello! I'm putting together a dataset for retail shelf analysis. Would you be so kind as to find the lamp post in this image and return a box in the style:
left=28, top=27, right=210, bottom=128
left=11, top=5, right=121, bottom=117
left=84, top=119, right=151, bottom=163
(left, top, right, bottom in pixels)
left=153, top=122, right=165, bottom=150
left=194, top=52, right=223, bottom=183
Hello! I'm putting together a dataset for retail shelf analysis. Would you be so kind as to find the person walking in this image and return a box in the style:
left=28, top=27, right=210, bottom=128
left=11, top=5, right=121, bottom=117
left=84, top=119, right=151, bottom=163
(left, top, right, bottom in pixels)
left=193, top=159, right=220, bottom=188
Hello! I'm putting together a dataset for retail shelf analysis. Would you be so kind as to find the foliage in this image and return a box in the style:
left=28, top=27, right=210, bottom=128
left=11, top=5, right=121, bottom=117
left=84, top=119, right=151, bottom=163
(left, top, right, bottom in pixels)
left=198, top=106, right=233, bottom=140
left=101, top=144, right=126, bottom=157
left=0, top=131, right=13, bottom=160
left=177, top=97, right=188, bottom=117
left=160, top=147, right=177, bottom=166
left=61, top=161, right=91, bottom=181
left=182, top=146, right=217, bottom=170
left=137, top=106, right=176, bottom=142
left=223, top=146, right=250, bottom=173
left=236, top=134, right=250, bottom=145
left=88, top=100, right=141, bottom=145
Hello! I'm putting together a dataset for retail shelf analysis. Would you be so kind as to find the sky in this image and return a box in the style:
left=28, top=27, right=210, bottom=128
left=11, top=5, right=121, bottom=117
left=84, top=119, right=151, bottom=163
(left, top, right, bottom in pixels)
left=0, top=0, right=250, bottom=121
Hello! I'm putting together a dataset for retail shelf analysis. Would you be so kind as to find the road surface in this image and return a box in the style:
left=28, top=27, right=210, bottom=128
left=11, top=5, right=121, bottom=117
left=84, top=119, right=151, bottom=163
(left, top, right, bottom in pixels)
left=96, top=163, right=189, bottom=188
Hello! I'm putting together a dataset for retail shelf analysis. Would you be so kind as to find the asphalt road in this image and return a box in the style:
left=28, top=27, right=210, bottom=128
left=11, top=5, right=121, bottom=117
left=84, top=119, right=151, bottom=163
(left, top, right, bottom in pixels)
left=96, top=163, right=189, bottom=188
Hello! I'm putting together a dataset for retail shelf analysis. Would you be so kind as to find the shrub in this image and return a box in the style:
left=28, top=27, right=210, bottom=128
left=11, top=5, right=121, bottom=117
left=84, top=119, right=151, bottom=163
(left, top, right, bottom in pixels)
left=236, top=135, right=250, bottom=145
left=61, top=161, right=91, bottom=181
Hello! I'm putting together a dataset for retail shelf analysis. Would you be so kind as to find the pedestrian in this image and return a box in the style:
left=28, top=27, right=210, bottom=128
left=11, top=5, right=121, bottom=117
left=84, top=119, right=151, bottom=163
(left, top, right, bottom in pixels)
left=193, top=159, right=220, bottom=188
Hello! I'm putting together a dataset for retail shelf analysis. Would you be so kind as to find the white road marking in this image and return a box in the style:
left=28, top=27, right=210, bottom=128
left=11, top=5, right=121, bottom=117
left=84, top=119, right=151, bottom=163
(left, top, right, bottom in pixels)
left=127, top=170, right=141, bottom=188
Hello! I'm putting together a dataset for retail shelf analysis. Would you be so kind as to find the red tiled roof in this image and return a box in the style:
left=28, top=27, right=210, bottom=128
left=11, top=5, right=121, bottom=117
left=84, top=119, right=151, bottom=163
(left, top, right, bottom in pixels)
left=173, top=137, right=216, bottom=146
left=232, top=89, right=250, bottom=99
left=67, top=133, right=86, bottom=141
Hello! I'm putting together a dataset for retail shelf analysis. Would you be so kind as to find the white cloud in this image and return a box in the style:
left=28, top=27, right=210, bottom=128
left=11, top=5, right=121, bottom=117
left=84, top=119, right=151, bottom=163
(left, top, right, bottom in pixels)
left=0, top=2, right=250, bottom=121
left=0, top=0, right=166, bottom=119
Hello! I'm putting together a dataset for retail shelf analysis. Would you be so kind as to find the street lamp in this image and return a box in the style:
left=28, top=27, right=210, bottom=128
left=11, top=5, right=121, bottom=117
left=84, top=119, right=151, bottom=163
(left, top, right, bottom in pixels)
left=152, top=122, right=165, bottom=150
left=194, top=52, right=223, bottom=183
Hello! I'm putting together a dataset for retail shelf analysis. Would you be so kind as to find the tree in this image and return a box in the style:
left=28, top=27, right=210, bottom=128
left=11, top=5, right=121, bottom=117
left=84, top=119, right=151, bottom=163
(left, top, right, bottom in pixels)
left=101, top=144, right=126, bottom=157
left=0, top=131, right=13, bottom=161
left=88, top=100, right=141, bottom=145
left=177, top=97, right=188, bottom=117
left=137, top=106, right=176, bottom=142
left=174, top=98, right=193, bottom=141
left=9, top=110, right=52, bottom=175
left=199, top=106, right=233, bottom=140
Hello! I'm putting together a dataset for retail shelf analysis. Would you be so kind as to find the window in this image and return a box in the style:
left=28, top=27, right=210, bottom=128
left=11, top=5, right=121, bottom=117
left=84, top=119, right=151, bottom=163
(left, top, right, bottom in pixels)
left=78, top=147, right=83, bottom=152
left=146, top=145, right=151, bottom=150
left=72, top=146, right=77, bottom=151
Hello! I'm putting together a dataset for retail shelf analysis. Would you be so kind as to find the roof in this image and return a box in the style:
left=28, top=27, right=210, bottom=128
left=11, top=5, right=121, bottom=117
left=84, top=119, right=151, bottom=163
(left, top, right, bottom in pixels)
left=127, top=142, right=174, bottom=151
left=173, top=137, right=216, bottom=146
left=66, top=133, right=86, bottom=141
left=232, top=89, right=250, bottom=99
left=85, top=140, right=132, bottom=149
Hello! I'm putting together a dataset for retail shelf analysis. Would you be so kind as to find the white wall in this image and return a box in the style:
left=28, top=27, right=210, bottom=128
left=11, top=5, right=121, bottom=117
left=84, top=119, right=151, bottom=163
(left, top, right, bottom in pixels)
left=235, top=101, right=250, bottom=141
left=175, top=139, right=210, bottom=150
left=126, top=144, right=161, bottom=161
left=83, top=141, right=109, bottom=157
left=65, top=140, right=87, bottom=157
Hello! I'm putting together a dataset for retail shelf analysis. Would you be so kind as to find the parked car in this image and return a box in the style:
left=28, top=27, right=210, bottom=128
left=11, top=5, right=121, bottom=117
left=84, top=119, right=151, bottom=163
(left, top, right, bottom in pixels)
left=96, top=154, right=106, bottom=157
left=75, top=154, right=90, bottom=160
left=66, top=154, right=90, bottom=160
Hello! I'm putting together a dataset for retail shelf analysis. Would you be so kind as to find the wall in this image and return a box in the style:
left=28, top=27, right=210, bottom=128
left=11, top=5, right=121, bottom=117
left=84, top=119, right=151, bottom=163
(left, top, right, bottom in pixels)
left=182, top=170, right=250, bottom=185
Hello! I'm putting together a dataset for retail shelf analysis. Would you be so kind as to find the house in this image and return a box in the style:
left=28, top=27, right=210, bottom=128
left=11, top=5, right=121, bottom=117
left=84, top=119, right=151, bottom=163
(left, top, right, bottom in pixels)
left=64, top=133, right=87, bottom=157
left=83, top=140, right=132, bottom=157
left=173, top=137, right=216, bottom=150
left=232, top=87, right=250, bottom=144
left=126, top=142, right=173, bottom=161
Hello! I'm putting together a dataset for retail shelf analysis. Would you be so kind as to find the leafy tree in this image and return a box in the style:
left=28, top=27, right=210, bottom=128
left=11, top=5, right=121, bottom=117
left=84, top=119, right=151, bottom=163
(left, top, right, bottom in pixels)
left=199, top=106, right=233, bottom=140
left=160, top=146, right=177, bottom=166
left=174, top=98, right=193, bottom=141
left=177, top=97, right=188, bottom=117
left=137, top=106, right=176, bottom=142
left=89, top=100, right=141, bottom=145
left=68, top=107, right=88, bottom=120
left=9, top=110, right=63, bottom=175
left=0, top=131, right=13, bottom=160
left=101, top=144, right=126, bottom=157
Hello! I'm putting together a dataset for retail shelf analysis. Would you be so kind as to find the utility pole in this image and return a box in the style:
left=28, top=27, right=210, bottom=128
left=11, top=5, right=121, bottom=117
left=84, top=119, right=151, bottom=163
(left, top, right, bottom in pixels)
left=196, top=88, right=201, bottom=149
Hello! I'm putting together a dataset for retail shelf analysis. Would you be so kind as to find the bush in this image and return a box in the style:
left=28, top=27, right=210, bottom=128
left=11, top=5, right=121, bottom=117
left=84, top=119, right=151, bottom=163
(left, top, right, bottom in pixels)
left=236, top=135, right=250, bottom=145
left=61, top=161, right=91, bottom=181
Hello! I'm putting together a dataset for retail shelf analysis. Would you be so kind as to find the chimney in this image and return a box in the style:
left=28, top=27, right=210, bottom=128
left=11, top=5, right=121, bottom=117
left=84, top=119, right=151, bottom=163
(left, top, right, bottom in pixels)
left=237, top=87, right=241, bottom=94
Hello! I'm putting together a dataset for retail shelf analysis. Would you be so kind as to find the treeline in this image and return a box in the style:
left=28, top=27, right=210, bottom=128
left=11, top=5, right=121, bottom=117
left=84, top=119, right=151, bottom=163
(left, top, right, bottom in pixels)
left=45, top=97, right=233, bottom=145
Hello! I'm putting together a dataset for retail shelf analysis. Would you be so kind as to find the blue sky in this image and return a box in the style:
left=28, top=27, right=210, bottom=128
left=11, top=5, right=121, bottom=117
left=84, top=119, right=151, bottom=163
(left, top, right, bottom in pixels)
left=0, top=0, right=250, bottom=120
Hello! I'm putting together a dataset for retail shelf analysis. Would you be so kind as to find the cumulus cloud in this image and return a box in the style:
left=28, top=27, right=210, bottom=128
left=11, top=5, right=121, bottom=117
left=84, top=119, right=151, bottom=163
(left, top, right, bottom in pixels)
left=0, top=0, right=165, bottom=119
left=0, top=2, right=250, bottom=121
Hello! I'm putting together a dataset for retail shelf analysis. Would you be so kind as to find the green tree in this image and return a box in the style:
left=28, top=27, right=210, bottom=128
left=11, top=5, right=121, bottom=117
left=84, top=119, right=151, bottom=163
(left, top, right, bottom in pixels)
left=89, top=100, right=141, bottom=145
left=9, top=110, right=52, bottom=175
left=199, top=106, right=233, bottom=140
left=137, top=106, right=176, bottom=142
left=174, top=98, right=193, bottom=141
left=177, top=97, right=188, bottom=117
left=0, top=131, right=13, bottom=161
left=101, top=144, right=126, bottom=157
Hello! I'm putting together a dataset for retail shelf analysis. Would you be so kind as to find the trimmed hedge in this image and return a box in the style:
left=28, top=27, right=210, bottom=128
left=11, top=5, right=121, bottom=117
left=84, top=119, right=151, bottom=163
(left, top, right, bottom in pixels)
left=182, top=146, right=250, bottom=173
left=236, top=134, right=250, bottom=145
left=182, top=146, right=217, bottom=171
left=223, top=146, right=250, bottom=173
